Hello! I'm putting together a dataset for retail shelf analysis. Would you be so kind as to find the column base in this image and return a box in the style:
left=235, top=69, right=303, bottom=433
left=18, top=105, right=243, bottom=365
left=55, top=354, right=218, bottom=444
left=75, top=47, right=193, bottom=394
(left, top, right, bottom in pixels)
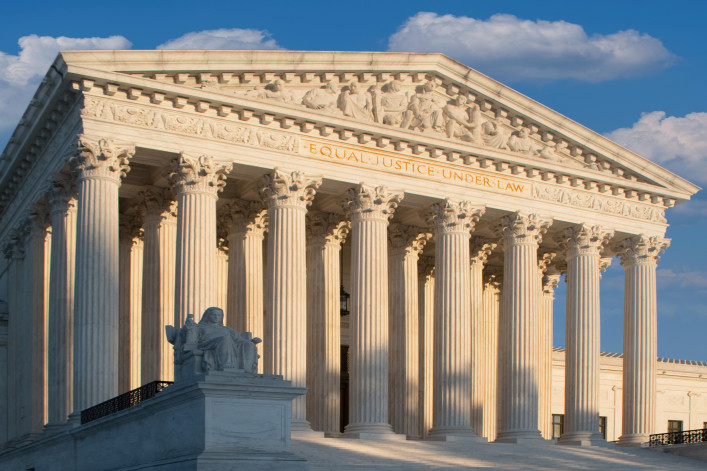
left=428, top=427, right=487, bottom=443
left=291, top=418, right=314, bottom=433
left=343, top=423, right=404, bottom=440
left=43, top=421, right=70, bottom=436
left=558, top=431, right=608, bottom=447
left=494, top=429, right=549, bottom=444
left=617, top=433, right=650, bottom=447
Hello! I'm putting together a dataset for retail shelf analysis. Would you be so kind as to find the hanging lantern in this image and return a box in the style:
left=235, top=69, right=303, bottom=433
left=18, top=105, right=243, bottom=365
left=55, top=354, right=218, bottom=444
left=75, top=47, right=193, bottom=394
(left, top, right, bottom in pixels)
left=340, top=284, right=350, bottom=316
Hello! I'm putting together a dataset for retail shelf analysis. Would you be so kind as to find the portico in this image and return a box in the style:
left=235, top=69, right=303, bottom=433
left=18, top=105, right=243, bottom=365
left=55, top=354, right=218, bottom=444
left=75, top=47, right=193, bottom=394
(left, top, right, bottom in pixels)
left=0, top=51, right=697, bottom=449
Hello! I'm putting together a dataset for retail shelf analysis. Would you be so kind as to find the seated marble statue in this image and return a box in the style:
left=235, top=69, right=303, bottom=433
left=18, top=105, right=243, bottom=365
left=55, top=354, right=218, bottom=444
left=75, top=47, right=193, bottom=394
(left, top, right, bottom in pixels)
left=166, top=307, right=261, bottom=379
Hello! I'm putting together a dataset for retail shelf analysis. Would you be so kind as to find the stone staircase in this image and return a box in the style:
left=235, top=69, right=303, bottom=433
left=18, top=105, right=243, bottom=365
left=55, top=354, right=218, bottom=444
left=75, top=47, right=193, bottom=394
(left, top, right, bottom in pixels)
left=291, top=434, right=706, bottom=470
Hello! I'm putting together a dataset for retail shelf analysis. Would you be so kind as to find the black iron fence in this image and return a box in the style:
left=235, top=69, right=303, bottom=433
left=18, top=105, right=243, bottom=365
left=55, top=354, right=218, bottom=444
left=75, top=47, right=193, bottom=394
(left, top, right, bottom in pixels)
left=649, top=428, right=707, bottom=447
left=80, top=381, right=173, bottom=424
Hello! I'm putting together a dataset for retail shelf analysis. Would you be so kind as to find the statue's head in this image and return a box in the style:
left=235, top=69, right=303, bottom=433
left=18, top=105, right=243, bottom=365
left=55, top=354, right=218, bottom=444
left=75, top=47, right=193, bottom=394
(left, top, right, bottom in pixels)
left=200, top=307, right=224, bottom=325
left=349, top=81, right=359, bottom=93
left=388, top=80, right=401, bottom=93
left=325, top=81, right=338, bottom=93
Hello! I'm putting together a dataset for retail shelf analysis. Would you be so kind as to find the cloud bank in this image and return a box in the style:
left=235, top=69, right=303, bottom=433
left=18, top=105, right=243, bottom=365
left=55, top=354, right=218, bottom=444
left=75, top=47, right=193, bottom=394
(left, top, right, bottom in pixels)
left=388, top=12, right=675, bottom=82
left=606, top=111, right=707, bottom=186
left=157, top=28, right=282, bottom=50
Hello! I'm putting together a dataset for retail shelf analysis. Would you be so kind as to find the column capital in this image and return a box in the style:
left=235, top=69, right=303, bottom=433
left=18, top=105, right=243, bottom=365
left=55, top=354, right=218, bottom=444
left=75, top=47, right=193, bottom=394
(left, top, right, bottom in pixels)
left=2, top=229, right=25, bottom=260
left=342, top=184, right=403, bottom=221
left=418, top=254, right=435, bottom=279
left=497, top=211, right=552, bottom=246
left=46, top=175, right=77, bottom=213
left=470, top=238, right=497, bottom=266
left=120, top=212, right=144, bottom=245
left=542, top=273, right=561, bottom=294
left=483, top=269, right=503, bottom=290
left=389, top=223, right=431, bottom=257
left=29, top=201, right=51, bottom=235
left=559, top=224, right=614, bottom=257
left=424, top=199, right=485, bottom=234
left=617, top=235, right=670, bottom=267
left=137, top=188, right=176, bottom=220
left=260, top=169, right=321, bottom=209
left=71, top=135, right=134, bottom=182
left=306, top=211, right=350, bottom=247
left=221, top=199, right=268, bottom=235
left=538, top=251, right=558, bottom=273
left=170, top=153, right=232, bottom=196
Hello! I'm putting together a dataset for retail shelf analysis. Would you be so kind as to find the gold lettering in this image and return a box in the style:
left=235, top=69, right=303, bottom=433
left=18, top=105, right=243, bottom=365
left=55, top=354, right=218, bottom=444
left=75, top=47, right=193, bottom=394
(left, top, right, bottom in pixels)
left=320, top=146, right=332, bottom=157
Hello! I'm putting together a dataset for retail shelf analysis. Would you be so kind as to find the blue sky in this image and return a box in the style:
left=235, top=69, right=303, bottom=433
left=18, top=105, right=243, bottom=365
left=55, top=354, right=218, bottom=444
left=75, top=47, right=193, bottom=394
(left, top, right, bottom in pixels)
left=2, top=0, right=706, bottom=360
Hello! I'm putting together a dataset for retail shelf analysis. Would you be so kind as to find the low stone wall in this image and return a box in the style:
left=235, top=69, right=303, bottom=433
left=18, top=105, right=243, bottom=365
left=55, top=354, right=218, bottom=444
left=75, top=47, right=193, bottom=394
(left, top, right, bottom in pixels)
left=0, top=372, right=308, bottom=470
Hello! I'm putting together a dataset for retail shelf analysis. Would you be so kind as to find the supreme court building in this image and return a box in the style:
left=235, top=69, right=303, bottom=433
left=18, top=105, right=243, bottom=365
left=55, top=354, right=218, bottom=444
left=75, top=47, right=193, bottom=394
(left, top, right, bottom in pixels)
left=0, top=51, right=700, bottom=452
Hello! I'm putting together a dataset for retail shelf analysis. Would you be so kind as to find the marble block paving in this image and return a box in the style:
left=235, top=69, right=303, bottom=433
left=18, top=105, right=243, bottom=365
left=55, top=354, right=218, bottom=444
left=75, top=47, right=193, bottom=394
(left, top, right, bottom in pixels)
left=291, top=435, right=707, bottom=470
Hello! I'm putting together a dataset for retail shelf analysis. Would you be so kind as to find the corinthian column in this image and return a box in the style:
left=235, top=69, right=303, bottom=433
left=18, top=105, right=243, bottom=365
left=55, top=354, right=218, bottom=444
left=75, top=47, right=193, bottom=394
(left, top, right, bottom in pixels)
left=342, top=184, right=403, bottom=438
left=558, top=225, right=613, bottom=446
left=496, top=212, right=552, bottom=443
left=388, top=223, right=430, bottom=438
left=418, top=257, right=435, bottom=439
left=306, top=211, right=349, bottom=434
left=261, top=169, right=321, bottom=431
left=4, top=232, right=25, bottom=441
left=425, top=199, right=485, bottom=440
left=482, top=272, right=501, bottom=441
left=46, top=177, right=77, bottom=429
left=71, top=136, right=133, bottom=413
left=118, top=214, right=143, bottom=392
left=616, top=235, right=669, bottom=447
left=138, top=189, right=177, bottom=384
left=538, top=267, right=560, bottom=440
left=223, top=200, right=267, bottom=341
left=170, top=154, right=231, bottom=326
left=470, top=239, right=496, bottom=438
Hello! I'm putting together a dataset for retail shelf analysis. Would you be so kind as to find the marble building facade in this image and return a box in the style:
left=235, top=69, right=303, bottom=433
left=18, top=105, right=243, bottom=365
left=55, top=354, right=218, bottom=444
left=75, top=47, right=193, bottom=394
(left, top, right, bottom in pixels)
left=0, top=51, right=700, bottom=449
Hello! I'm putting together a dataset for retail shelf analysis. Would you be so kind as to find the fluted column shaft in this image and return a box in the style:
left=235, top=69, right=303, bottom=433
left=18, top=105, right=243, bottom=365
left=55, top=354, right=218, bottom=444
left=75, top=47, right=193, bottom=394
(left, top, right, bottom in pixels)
left=71, top=137, right=133, bottom=413
left=343, top=185, right=402, bottom=437
left=224, top=200, right=267, bottom=344
left=470, top=241, right=495, bottom=437
left=171, top=154, right=231, bottom=326
left=617, top=235, right=669, bottom=447
left=140, top=190, right=177, bottom=384
left=496, top=212, right=551, bottom=443
left=262, top=170, right=321, bottom=431
left=4, top=238, right=25, bottom=440
left=538, top=273, right=559, bottom=439
left=559, top=226, right=612, bottom=445
left=46, top=182, right=76, bottom=427
left=118, top=218, right=143, bottom=393
left=306, top=212, right=348, bottom=433
left=426, top=200, right=484, bottom=439
left=388, top=225, right=429, bottom=438
left=482, top=276, right=501, bottom=440
left=418, top=257, right=435, bottom=439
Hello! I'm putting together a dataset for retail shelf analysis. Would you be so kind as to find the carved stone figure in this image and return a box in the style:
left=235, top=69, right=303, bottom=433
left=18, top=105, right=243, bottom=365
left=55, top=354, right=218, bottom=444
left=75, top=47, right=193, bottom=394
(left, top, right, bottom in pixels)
left=481, top=117, right=510, bottom=149
left=302, top=82, right=339, bottom=111
left=443, top=95, right=480, bottom=142
left=539, top=141, right=569, bottom=164
left=371, top=80, right=409, bottom=125
left=401, top=81, right=445, bottom=132
left=246, top=79, right=295, bottom=103
left=338, top=81, right=373, bottom=120
left=166, top=307, right=261, bottom=380
left=507, top=127, right=535, bottom=154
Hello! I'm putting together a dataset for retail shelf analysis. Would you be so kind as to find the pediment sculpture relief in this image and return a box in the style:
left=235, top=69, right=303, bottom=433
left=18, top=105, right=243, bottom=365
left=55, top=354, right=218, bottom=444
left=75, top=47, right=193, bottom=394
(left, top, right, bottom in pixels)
left=233, top=78, right=592, bottom=170
left=166, top=306, right=261, bottom=381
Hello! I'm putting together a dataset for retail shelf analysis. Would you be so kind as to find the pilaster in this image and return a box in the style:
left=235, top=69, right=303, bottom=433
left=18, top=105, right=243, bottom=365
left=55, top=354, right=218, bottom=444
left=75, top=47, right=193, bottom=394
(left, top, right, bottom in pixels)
left=616, top=235, right=669, bottom=447
left=170, top=153, right=231, bottom=326
left=341, top=184, right=403, bottom=438
left=496, top=212, right=552, bottom=443
left=261, top=169, right=322, bottom=431
left=71, top=135, right=134, bottom=413
left=4, top=231, right=25, bottom=442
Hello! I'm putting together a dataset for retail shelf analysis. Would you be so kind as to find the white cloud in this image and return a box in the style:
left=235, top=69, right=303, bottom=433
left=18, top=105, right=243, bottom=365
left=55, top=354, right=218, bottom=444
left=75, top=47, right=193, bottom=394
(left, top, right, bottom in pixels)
left=388, top=12, right=675, bottom=82
left=606, top=111, right=707, bottom=186
left=0, top=34, right=131, bottom=148
left=658, top=268, right=707, bottom=290
left=157, top=28, right=282, bottom=50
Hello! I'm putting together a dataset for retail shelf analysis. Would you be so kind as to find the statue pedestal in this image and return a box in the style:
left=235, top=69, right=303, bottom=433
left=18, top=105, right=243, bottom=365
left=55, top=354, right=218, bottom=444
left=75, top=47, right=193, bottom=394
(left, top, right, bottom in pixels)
left=73, top=371, right=308, bottom=470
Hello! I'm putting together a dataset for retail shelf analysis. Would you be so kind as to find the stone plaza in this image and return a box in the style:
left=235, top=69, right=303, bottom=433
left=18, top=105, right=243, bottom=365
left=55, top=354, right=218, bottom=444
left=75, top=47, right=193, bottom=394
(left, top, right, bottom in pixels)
left=0, top=50, right=703, bottom=468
